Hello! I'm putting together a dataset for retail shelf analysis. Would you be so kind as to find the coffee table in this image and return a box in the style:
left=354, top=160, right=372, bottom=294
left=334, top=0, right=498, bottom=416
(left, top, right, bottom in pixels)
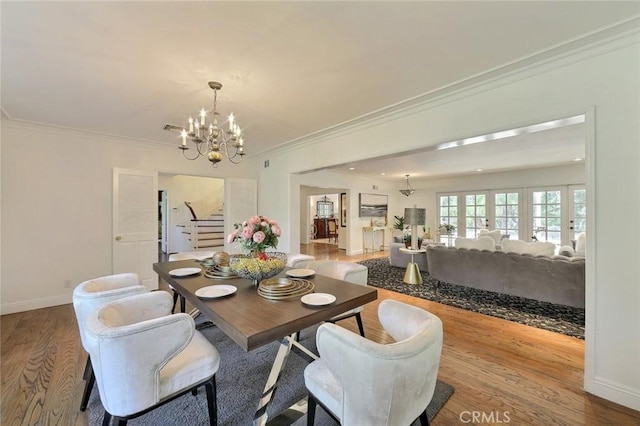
left=153, top=259, right=377, bottom=425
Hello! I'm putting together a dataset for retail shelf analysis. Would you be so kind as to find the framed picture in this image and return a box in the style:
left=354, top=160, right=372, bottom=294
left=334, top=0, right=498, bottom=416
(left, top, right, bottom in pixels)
left=359, top=193, right=388, bottom=217
left=340, top=193, right=347, bottom=227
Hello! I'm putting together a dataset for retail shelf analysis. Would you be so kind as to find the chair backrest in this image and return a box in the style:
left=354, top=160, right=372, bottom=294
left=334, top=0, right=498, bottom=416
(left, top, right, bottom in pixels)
left=286, top=254, right=316, bottom=268
left=328, top=220, right=337, bottom=233
left=305, top=260, right=367, bottom=285
left=168, top=250, right=215, bottom=261
left=72, top=273, right=147, bottom=351
left=85, top=291, right=196, bottom=416
left=316, top=299, right=443, bottom=425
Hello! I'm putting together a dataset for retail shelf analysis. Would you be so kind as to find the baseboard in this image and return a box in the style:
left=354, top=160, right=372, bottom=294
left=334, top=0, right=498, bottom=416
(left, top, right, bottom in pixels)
left=586, top=376, right=640, bottom=412
left=1, top=294, right=72, bottom=315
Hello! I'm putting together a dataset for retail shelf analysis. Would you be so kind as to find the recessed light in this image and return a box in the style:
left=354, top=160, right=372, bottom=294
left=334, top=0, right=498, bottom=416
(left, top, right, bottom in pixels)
left=348, top=167, right=355, bottom=170
left=476, top=169, right=483, bottom=172
left=573, top=157, right=583, bottom=162
left=380, top=172, right=386, bottom=176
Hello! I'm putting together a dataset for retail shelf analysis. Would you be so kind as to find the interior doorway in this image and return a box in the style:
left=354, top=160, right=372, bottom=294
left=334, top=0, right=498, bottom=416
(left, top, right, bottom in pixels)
left=158, top=190, right=168, bottom=254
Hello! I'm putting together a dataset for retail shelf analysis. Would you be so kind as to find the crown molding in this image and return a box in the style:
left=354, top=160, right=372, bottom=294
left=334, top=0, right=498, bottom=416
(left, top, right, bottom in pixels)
left=261, top=16, right=640, bottom=160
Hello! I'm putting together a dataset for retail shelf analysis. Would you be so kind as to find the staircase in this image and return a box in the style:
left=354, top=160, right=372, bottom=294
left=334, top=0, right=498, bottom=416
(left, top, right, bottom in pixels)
left=186, top=214, right=225, bottom=250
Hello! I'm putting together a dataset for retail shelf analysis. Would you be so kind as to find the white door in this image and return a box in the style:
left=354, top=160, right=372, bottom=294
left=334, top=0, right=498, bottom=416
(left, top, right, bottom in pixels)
left=113, top=168, right=159, bottom=290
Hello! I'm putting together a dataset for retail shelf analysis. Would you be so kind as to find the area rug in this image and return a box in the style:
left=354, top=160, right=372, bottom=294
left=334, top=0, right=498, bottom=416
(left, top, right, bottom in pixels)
left=86, top=322, right=454, bottom=425
left=359, top=258, right=585, bottom=339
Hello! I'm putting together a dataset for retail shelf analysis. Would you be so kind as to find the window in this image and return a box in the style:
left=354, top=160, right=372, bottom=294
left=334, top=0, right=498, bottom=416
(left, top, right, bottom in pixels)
left=531, top=190, right=562, bottom=244
left=438, top=195, right=458, bottom=244
left=569, top=186, right=586, bottom=241
left=464, top=193, right=487, bottom=238
left=494, top=191, right=520, bottom=239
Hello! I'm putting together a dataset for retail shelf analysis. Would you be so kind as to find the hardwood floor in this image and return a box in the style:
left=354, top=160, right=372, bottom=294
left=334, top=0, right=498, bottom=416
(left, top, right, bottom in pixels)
left=2, top=243, right=638, bottom=425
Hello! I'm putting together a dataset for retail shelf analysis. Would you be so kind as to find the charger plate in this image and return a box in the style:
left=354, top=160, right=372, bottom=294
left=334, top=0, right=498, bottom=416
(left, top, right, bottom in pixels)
left=258, top=278, right=314, bottom=300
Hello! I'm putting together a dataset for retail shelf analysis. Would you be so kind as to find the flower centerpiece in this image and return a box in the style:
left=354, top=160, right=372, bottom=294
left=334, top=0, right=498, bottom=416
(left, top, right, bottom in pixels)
left=227, top=215, right=287, bottom=285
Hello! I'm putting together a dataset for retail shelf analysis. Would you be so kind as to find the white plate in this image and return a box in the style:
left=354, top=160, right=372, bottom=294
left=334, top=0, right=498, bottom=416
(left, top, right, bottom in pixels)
left=301, top=293, right=336, bottom=306
left=169, top=267, right=202, bottom=277
left=195, top=285, right=237, bottom=299
left=286, top=268, right=316, bottom=278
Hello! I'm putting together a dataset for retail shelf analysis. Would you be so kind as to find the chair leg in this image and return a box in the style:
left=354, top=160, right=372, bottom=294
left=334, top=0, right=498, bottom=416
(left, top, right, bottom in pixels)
left=306, top=393, right=316, bottom=426
left=419, top=409, right=429, bottom=426
left=114, top=417, right=127, bottom=426
left=80, top=367, right=95, bottom=411
left=82, top=355, right=92, bottom=380
left=171, top=290, right=179, bottom=314
left=205, top=376, right=217, bottom=426
left=355, top=313, right=365, bottom=337
left=180, top=295, right=186, bottom=313
left=102, top=412, right=112, bottom=426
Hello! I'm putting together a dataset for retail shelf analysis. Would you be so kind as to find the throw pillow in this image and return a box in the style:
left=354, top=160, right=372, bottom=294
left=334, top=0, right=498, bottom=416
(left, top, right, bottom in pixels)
left=454, top=236, right=496, bottom=251
left=575, top=232, right=586, bottom=257
left=502, top=239, right=555, bottom=257
left=559, top=245, right=575, bottom=257
left=478, top=229, right=503, bottom=246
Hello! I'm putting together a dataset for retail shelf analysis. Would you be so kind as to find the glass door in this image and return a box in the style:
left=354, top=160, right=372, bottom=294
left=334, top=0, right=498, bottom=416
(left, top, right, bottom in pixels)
left=463, top=192, right=488, bottom=238
left=568, top=185, right=586, bottom=243
left=492, top=190, right=521, bottom=240
left=531, top=189, right=562, bottom=245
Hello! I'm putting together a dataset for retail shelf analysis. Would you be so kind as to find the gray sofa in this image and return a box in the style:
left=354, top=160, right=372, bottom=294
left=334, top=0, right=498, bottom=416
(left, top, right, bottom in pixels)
left=426, top=245, right=585, bottom=308
left=389, top=241, right=429, bottom=272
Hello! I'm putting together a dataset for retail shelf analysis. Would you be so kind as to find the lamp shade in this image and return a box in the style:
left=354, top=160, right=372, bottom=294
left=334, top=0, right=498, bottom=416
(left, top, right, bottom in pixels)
left=404, top=207, right=426, bottom=225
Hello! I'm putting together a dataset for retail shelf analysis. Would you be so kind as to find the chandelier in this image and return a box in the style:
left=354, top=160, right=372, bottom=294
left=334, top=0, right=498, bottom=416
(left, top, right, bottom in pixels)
left=399, top=174, right=415, bottom=196
left=177, top=81, right=245, bottom=167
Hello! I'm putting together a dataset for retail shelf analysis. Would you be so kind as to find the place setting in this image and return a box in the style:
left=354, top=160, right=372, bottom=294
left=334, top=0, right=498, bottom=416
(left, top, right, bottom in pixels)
left=168, top=267, right=202, bottom=277
left=204, top=264, right=239, bottom=280
left=195, top=284, right=238, bottom=299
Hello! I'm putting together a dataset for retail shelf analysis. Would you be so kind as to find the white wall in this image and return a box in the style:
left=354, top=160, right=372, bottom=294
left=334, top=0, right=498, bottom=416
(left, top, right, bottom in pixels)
left=158, top=175, right=224, bottom=253
left=257, top=33, right=640, bottom=410
left=0, top=122, right=257, bottom=314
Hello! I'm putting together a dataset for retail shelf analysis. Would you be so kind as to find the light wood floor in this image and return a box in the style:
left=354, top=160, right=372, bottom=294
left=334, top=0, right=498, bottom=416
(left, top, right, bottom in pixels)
left=2, top=243, right=638, bottom=425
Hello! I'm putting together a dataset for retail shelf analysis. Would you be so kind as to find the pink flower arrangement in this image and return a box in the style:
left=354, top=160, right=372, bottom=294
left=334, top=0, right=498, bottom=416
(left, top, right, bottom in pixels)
left=228, top=215, right=281, bottom=253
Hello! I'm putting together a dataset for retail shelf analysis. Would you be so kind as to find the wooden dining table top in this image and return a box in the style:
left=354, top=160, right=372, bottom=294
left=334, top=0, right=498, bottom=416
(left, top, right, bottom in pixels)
left=153, top=259, right=378, bottom=352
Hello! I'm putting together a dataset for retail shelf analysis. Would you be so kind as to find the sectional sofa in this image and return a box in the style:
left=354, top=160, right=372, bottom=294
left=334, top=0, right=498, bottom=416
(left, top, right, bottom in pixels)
left=426, top=244, right=585, bottom=308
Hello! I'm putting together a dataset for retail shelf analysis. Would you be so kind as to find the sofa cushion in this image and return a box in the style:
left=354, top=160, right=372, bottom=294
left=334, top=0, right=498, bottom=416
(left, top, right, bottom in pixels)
left=454, top=236, right=496, bottom=251
left=558, top=245, right=575, bottom=257
left=575, top=233, right=586, bottom=257
left=502, top=239, right=555, bottom=257
left=477, top=229, right=503, bottom=246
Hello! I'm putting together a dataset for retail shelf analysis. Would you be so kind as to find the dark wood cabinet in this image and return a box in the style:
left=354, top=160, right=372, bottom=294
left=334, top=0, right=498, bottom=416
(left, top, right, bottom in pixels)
left=314, top=218, right=337, bottom=239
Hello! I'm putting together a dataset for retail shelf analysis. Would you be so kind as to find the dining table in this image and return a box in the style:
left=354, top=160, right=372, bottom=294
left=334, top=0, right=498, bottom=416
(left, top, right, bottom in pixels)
left=153, top=259, right=378, bottom=426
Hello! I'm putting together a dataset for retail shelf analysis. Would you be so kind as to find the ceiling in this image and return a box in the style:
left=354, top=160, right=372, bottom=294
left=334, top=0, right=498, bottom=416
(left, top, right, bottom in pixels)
left=2, top=2, right=638, bottom=179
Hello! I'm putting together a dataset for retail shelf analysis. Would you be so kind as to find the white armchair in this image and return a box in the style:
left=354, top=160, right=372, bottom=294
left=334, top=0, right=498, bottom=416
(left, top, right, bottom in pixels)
left=304, top=299, right=443, bottom=426
left=85, top=291, right=220, bottom=425
left=286, top=253, right=316, bottom=268
left=168, top=251, right=215, bottom=313
left=306, top=260, right=368, bottom=336
left=72, top=273, right=147, bottom=411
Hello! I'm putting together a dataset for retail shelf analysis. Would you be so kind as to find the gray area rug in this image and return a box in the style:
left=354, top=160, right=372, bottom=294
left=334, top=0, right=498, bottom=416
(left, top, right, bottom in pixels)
left=86, top=321, right=454, bottom=425
left=359, top=257, right=585, bottom=339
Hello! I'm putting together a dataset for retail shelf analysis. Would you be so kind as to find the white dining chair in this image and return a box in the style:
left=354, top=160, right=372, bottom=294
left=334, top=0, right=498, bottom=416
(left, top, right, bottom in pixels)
left=305, top=260, right=368, bottom=336
left=72, top=273, right=147, bottom=411
left=286, top=254, right=316, bottom=269
left=85, top=291, right=220, bottom=426
left=304, top=299, right=443, bottom=426
left=168, top=251, right=215, bottom=313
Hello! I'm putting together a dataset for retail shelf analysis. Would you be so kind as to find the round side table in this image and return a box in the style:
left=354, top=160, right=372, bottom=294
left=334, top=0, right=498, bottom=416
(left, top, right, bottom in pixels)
left=399, top=247, right=426, bottom=284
